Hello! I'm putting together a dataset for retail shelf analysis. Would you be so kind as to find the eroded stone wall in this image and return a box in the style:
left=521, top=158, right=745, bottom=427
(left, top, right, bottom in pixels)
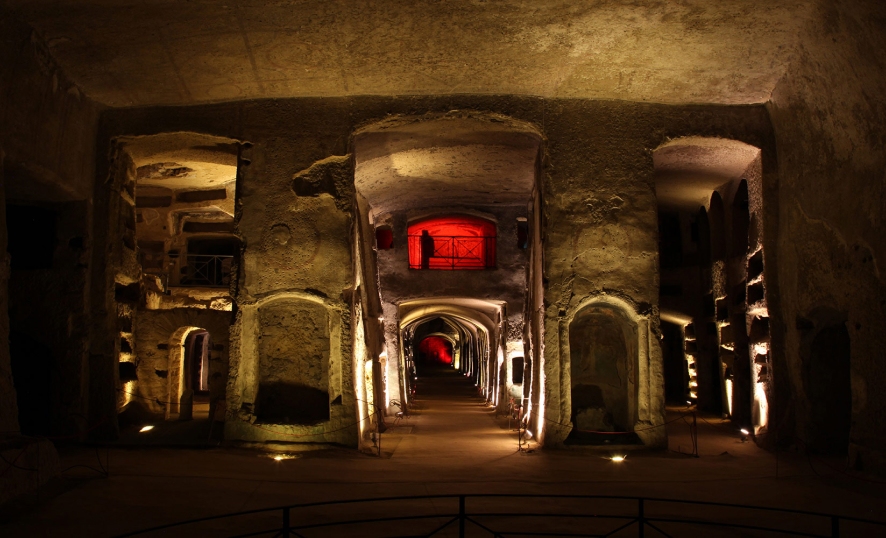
left=0, top=10, right=99, bottom=440
left=768, top=0, right=886, bottom=472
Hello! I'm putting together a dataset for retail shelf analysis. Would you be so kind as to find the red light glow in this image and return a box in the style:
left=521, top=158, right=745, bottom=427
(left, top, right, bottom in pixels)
left=407, top=216, right=496, bottom=270
left=419, top=336, right=453, bottom=365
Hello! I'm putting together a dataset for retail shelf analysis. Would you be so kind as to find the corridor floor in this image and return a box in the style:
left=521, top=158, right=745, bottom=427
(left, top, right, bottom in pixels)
left=2, top=369, right=885, bottom=536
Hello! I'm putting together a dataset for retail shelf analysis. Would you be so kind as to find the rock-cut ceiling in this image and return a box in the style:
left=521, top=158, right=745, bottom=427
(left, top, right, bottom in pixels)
left=6, top=0, right=814, bottom=107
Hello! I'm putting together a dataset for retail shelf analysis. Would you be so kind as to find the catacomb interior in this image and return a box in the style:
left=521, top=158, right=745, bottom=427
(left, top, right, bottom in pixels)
left=1, top=0, right=885, bottom=509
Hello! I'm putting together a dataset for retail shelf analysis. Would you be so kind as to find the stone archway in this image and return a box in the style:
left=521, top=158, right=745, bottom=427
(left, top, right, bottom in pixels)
left=166, top=326, right=203, bottom=420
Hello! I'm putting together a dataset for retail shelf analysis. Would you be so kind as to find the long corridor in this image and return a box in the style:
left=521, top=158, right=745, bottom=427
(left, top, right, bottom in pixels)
left=379, top=367, right=524, bottom=463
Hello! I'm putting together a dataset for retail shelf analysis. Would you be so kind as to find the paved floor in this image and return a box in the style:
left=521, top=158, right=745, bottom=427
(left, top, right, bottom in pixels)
left=2, top=369, right=885, bottom=536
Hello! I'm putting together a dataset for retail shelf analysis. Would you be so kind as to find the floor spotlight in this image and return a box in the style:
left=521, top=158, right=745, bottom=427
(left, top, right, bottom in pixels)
left=139, top=425, right=154, bottom=433
left=740, top=428, right=749, bottom=442
left=610, top=455, right=626, bottom=463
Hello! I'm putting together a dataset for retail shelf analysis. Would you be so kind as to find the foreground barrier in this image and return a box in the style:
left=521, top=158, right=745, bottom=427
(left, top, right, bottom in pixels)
left=118, top=493, right=886, bottom=537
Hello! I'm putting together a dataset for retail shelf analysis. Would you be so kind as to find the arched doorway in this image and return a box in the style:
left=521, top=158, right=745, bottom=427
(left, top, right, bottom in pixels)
left=167, top=326, right=212, bottom=420
left=183, top=329, right=211, bottom=420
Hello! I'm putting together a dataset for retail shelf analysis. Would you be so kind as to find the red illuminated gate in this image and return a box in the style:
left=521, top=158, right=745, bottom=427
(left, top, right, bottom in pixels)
left=407, top=216, right=496, bottom=270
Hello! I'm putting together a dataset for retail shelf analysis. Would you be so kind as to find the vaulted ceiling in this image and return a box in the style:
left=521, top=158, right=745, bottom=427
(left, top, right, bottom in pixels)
left=5, top=0, right=814, bottom=108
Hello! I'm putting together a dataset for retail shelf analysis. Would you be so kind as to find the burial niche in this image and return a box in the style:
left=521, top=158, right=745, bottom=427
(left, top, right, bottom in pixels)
left=256, top=299, right=331, bottom=424
left=807, top=323, right=851, bottom=454
left=569, top=305, right=636, bottom=436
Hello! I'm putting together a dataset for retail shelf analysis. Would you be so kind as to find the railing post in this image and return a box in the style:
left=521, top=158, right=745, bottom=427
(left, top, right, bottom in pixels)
left=638, top=498, right=644, bottom=538
left=282, top=507, right=290, bottom=538
left=831, top=516, right=839, bottom=538
left=459, top=495, right=466, bottom=538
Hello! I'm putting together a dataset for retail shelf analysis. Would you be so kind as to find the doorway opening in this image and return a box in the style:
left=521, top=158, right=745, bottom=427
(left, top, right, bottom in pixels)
left=804, top=317, right=851, bottom=454
left=167, top=326, right=213, bottom=420
left=184, top=329, right=211, bottom=419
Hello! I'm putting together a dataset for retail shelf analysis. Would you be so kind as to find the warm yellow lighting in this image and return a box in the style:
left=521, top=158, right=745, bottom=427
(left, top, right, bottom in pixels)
left=725, top=378, right=734, bottom=416
left=610, top=455, right=626, bottom=462
left=139, top=425, right=154, bottom=433
left=266, top=453, right=298, bottom=461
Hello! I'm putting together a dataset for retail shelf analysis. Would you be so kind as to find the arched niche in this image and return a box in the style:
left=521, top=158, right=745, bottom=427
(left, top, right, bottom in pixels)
left=255, top=297, right=331, bottom=424
left=560, top=295, right=667, bottom=448
left=800, top=307, right=851, bottom=454
left=231, top=293, right=343, bottom=430
left=567, top=301, right=639, bottom=435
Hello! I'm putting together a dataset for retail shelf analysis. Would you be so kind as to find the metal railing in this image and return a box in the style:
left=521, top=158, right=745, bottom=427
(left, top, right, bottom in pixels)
left=180, top=254, right=233, bottom=287
left=408, top=235, right=496, bottom=270
left=117, top=493, right=886, bottom=537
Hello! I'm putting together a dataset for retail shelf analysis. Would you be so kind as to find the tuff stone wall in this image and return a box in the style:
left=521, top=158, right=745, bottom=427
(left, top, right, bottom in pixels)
left=0, top=9, right=99, bottom=504
left=767, top=0, right=886, bottom=472
left=0, top=10, right=99, bottom=439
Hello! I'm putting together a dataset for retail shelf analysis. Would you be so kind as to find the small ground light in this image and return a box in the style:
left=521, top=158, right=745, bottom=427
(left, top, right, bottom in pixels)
left=139, top=425, right=154, bottom=433
left=265, top=453, right=298, bottom=461
left=740, top=428, right=750, bottom=442
left=610, top=455, right=626, bottom=463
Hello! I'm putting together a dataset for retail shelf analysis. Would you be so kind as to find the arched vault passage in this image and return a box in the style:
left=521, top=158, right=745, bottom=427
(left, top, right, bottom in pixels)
left=398, top=299, right=505, bottom=407
left=653, top=137, right=761, bottom=213
left=652, top=136, right=766, bottom=429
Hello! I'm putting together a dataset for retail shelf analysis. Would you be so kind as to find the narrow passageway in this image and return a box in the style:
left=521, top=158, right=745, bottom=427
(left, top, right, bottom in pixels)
left=384, top=367, right=520, bottom=461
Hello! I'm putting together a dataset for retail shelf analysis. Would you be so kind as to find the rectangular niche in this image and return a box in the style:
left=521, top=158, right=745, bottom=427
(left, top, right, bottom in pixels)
left=256, top=299, right=331, bottom=424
